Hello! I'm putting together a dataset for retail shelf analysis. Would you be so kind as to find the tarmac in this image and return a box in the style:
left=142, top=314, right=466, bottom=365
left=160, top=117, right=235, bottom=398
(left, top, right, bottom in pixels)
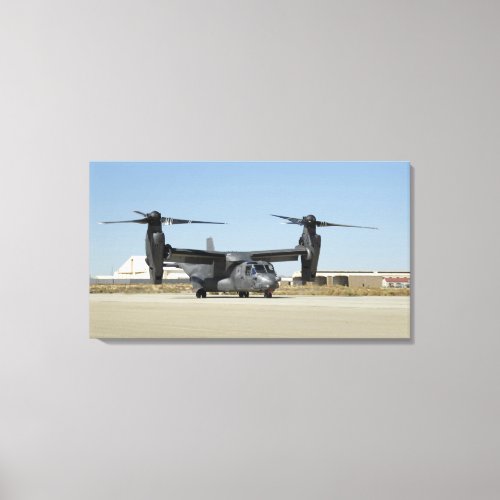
left=89, top=293, right=411, bottom=339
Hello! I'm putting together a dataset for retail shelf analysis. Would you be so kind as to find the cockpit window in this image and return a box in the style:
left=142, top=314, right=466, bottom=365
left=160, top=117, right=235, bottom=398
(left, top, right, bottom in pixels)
left=246, top=263, right=274, bottom=275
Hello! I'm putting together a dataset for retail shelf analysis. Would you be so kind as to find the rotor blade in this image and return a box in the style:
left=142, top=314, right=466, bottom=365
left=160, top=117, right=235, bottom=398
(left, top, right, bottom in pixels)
left=316, top=221, right=378, bottom=230
left=270, top=214, right=304, bottom=225
left=133, top=210, right=147, bottom=217
left=162, top=217, right=226, bottom=225
left=99, top=218, right=148, bottom=224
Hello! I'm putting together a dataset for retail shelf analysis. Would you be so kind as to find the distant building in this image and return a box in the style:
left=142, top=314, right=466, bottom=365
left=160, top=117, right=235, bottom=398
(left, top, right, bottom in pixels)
left=291, top=270, right=410, bottom=288
left=382, top=277, right=411, bottom=289
left=93, top=255, right=189, bottom=283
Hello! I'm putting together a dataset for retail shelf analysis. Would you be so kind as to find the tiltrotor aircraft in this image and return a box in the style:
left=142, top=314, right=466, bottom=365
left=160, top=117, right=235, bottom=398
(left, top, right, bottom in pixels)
left=100, top=210, right=377, bottom=298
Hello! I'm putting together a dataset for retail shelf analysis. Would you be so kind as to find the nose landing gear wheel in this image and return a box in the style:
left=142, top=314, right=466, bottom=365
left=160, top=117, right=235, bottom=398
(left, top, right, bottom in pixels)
left=238, top=291, right=250, bottom=298
left=196, top=289, right=207, bottom=298
left=264, top=291, right=273, bottom=298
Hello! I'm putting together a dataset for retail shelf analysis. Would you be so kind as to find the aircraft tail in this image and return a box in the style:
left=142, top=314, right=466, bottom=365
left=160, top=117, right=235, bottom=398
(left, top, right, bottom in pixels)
left=206, top=237, right=215, bottom=252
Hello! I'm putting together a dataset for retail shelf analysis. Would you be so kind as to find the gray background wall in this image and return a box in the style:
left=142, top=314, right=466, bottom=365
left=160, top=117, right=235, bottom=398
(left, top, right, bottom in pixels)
left=1, top=1, right=499, bottom=499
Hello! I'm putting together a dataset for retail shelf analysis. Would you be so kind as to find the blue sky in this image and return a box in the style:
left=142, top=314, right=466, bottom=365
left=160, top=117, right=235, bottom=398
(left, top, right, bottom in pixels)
left=89, top=162, right=410, bottom=276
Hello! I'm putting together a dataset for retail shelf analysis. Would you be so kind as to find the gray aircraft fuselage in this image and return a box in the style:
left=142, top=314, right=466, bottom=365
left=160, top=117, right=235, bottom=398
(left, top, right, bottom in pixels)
left=178, top=259, right=279, bottom=295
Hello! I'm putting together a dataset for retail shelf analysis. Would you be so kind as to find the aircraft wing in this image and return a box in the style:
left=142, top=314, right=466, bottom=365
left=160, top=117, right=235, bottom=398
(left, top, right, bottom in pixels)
left=166, top=248, right=226, bottom=264
left=249, top=246, right=308, bottom=263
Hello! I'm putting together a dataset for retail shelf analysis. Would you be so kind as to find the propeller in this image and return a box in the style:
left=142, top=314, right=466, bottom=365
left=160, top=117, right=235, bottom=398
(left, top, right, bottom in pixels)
left=99, top=218, right=149, bottom=224
left=271, top=214, right=378, bottom=230
left=161, top=217, right=226, bottom=226
left=99, top=211, right=226, bottom=225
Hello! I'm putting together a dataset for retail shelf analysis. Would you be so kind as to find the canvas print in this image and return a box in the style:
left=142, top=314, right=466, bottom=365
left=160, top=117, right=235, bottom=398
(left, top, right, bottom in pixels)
left=89, top=162, right=411, bottom=339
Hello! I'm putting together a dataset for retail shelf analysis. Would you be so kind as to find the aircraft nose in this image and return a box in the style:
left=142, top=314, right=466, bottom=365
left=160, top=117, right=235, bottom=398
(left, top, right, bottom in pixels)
left=257, top=275, right=277, bottom=289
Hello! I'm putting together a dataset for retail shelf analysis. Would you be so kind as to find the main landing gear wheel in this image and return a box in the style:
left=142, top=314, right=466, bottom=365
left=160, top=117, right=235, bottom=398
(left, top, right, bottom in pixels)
left=196, top=289, right=207, bottom=298
left=238, top=291, right=250, bottom=298
left=264, top=291, right=273, bottom=298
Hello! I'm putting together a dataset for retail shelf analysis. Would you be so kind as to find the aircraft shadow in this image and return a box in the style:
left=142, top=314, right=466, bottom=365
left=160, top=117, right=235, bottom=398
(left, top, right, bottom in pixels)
left=204, top=295, right=292, bottom=300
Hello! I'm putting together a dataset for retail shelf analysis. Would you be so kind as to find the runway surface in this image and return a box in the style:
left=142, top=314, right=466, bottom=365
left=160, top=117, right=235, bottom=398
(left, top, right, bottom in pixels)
left=89, top=294, right=411, bottom=339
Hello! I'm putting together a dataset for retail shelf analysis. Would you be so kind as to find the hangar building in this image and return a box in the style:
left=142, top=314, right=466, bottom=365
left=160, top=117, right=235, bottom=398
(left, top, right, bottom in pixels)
left=291, top=270, right=411, bottom=289
left=93, top=255, right=189, bottom=283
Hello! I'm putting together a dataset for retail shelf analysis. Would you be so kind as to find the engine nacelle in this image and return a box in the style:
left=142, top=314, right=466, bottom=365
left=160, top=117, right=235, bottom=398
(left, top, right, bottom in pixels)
left=147, top=231, right=165, bottom=284
left=299, top=232, right=321, bottom=284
